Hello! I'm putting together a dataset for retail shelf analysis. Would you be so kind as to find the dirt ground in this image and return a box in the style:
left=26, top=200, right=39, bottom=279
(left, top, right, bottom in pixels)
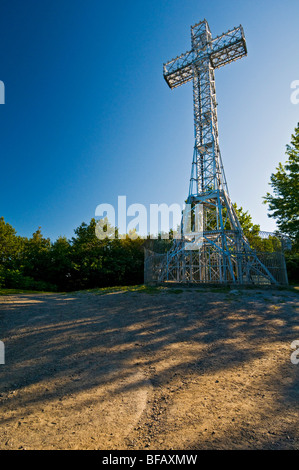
left=0, top=287, right=298, bottom=450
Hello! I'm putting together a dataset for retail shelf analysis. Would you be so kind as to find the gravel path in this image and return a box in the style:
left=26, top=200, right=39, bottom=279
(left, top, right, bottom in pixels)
left=0, top=288, right=298, bottom=450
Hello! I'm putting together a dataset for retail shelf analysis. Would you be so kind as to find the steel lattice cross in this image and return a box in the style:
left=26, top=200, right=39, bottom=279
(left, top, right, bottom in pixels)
left=158, top=19, right=280, bottom=285
left=163, top=19, right=246, bottom=198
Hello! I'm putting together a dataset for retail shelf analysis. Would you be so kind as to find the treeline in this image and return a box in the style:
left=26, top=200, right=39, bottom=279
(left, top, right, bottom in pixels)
left=0, top=217, right=146, bottom=292
left=0, top=209, right=297, bottom=292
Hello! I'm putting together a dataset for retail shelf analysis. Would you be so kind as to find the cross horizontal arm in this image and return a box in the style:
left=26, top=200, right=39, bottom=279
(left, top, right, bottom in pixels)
left=210, top=25, right=247, bottom=69
left=163, top=50, right=193, bottom=89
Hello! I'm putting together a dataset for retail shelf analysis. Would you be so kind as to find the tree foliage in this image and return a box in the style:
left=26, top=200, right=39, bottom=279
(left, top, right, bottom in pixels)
left=0, top=201, right=295, bottom=291
left=0, top=217, right=145, bottom=291
left=264, top=123, right=299, bottom=248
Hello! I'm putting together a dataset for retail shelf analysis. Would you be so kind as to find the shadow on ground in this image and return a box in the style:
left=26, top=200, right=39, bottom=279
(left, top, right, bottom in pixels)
left=0, top=288, right=298, bottom=449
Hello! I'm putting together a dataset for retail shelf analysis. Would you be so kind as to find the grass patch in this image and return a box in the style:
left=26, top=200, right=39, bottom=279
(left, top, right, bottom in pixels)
left=0, top=288, right=52, bottom=296
left=78, top=285, right=165, bottom=296
left=166, top=289, right=184, bottom=294
left=135, top=285, right=164, bottom=295
left=4, top=283, right=296, bottom=297
left=73, top=285, right=188, bottom=296
left=196, top=286, right=231, bottom=294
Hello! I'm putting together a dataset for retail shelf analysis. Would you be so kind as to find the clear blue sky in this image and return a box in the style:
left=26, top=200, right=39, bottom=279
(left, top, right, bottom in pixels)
left=0, top=0, right=298, bottom=240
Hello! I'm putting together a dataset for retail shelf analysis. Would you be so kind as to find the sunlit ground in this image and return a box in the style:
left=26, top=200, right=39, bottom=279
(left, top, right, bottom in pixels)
left=0, top=287, right=298, bottom=449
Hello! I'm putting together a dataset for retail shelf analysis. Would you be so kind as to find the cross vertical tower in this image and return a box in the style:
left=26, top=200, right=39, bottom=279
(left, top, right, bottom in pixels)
left=160, top=19, right=277, bottom=284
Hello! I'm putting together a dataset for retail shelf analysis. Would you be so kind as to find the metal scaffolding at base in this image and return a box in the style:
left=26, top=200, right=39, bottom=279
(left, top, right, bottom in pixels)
left=144, top=232, right=289, bottom=286
left=145, top=19, right=289, bottom=286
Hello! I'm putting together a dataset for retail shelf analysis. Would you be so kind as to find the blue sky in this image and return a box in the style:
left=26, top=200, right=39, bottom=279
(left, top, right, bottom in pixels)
left=0, top=0, right=298, bottom=240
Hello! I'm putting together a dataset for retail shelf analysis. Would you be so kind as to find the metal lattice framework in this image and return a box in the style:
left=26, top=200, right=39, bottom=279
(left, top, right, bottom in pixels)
left=146, top=19, right=288, bottom=285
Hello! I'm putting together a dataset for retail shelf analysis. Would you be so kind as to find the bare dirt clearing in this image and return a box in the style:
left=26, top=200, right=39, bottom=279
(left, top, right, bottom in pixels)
left=0, top=287, right=298, bottom=450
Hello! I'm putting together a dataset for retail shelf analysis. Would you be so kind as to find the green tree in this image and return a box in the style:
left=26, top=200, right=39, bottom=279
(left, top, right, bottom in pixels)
left=22, top=228, right=51, bottom=279
left=223, top=204, right=280, bottom=252
left=70, top=218, right=144, bottom=289
left=264, top=123, right=299, bottom=248
left=0, top=217, right=24, bottom=268
left=46, top=236, right=72, bottom=290
left=233, top=203, right=260, bottom=235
